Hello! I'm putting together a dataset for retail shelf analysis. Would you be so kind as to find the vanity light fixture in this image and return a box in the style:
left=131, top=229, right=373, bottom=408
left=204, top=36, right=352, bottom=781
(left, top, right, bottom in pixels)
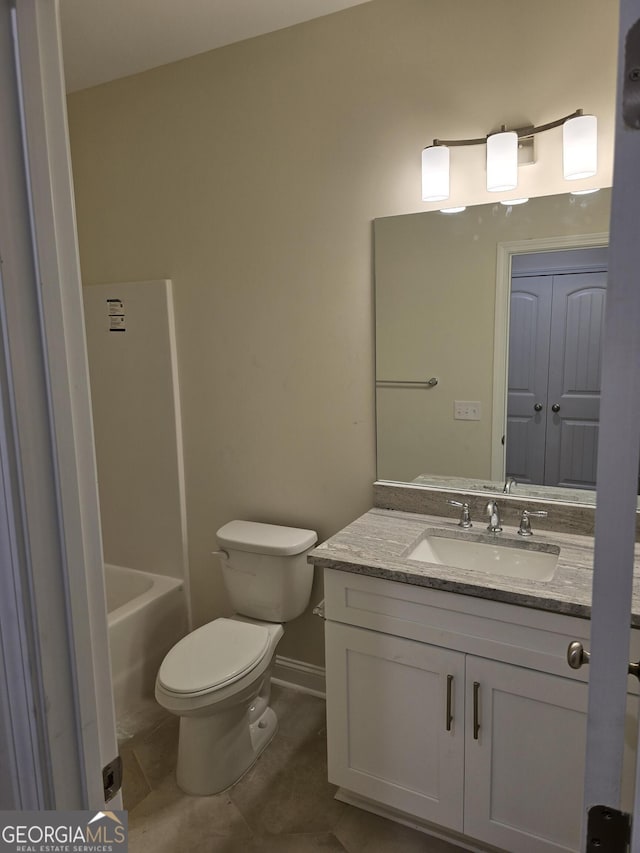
left=563, top=113, right=598, bottom=179
left=500, top=197, right=529, bottom=206
left=421, top=144, right=450, bottom=201
left=570, top=188, right=600, bottom=196
left=422, top=109, right=597, bottom=203
left=486, top=130, right=518, bottom=192
left=439, top=205, right=466, bottom=213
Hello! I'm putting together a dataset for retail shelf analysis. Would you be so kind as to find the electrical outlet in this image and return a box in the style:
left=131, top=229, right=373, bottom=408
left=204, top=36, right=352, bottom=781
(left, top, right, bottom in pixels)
left=454, top=401, right=481, bottom=421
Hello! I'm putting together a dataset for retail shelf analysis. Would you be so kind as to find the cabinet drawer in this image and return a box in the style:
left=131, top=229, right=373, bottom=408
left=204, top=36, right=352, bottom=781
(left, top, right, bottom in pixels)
left=324, top=568, right=640, bottom=690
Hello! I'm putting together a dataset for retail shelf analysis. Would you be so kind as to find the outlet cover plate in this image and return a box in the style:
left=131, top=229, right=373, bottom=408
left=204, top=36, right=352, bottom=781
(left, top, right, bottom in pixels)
left=454, top=401, right=481, bottom=421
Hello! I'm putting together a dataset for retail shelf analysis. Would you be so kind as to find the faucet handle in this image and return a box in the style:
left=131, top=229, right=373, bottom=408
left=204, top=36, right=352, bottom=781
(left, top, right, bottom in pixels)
left=518, top=508, right=548, bottom=537
left=447, top=499, right=472, bottom=528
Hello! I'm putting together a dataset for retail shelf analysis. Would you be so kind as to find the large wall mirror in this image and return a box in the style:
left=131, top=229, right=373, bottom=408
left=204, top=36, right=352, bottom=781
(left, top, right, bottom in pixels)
left=375, top=188, right=613, bottom=505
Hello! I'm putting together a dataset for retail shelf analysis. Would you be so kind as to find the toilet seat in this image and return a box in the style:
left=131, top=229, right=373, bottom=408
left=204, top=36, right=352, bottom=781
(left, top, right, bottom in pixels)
left=157, top=618, right=270, bottom=696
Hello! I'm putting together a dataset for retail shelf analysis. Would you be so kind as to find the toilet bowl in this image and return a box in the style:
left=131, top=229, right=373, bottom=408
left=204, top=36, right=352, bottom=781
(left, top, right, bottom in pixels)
left=155, top=520, right=317, bottom=795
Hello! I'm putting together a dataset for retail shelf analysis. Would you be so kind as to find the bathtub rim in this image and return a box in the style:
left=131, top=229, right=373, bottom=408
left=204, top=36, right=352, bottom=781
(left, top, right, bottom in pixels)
left=105, top=563, right=184, bottom=628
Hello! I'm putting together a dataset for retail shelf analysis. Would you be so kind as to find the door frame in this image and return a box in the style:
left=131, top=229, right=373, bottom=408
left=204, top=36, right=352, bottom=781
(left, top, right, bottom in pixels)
left=0, top=0, right=119, bottom=807
left=490, top=231, right=609, bottom=481
left=505, top=252, right=607, bottom=489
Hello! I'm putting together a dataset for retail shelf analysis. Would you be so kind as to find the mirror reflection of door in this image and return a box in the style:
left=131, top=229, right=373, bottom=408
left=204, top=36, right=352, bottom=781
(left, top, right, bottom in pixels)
left=506, top=247, right=607, bottom=489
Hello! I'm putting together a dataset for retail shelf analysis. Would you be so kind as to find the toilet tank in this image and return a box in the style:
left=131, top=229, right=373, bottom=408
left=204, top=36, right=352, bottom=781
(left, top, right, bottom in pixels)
left=216, top=521, right=318, bottom=622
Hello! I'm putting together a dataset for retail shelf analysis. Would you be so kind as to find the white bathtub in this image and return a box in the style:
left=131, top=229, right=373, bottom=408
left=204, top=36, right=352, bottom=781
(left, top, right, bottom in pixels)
left=105, top=564, right=188, bottom=728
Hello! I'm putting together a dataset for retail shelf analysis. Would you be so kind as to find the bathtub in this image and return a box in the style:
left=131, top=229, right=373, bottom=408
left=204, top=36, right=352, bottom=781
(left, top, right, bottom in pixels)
left=105, top=564, right=188, bottom=729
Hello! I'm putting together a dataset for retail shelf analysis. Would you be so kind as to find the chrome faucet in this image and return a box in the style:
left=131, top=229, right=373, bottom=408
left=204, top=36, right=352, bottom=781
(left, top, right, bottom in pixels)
left=485, top=500, right=503, bottom=533
left=447, top=499, right=472, bottom=528
left=503, top=477, right=516, bottom=494
left=518, top=508, right=548, bottom=536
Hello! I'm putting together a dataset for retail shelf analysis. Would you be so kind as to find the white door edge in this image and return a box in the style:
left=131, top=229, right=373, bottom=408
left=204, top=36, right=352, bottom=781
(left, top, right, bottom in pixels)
left=584, top=0, right=640, bottom=845
left=2, top=0, right=119, bottom=808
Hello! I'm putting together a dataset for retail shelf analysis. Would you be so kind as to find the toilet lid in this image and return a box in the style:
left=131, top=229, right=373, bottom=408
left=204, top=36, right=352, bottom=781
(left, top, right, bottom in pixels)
left=158, top=618, right=271, bottom=694
left=216, top=520, right=317, bottom=555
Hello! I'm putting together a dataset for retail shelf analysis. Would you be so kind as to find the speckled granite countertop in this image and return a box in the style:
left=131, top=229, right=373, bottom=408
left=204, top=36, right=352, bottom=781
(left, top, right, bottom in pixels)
left=308, top=508, right=640, bottom=625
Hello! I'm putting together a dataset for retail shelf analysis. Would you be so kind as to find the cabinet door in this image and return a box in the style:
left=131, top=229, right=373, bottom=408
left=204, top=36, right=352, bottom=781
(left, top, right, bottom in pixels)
left=464, top=657, right=588, bottom=852
left=325, top=621, right=465, bottom=831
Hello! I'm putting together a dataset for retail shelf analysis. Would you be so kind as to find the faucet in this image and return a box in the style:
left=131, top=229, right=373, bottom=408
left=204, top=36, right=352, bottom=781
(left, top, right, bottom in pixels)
left=503, top=477, right=516, bottom=494
left=517, top=508, right=548, bottom=536
left=485, top=500, right=503, bottom=533
left=447, top=499, right=472, bottom=528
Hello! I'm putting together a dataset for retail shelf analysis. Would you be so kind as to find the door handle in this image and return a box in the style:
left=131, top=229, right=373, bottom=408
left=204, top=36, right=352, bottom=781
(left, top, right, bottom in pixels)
left=473, top=681, right=480, bottom=740
left=534, top=403, right=543, bottom=412
left=567, top=641, right=640, bottom=681
left=552, top=403, right=561, bottom=413
left=446, top=674, right=454, bottom=731
left=567, top=640, right=590, bottom=669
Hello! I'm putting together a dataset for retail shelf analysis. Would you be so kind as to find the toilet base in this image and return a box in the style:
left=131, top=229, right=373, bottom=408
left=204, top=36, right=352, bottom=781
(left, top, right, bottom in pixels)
left=176, top=701, right=278, bottom=796
left=249, top=705, right=277, bottom=758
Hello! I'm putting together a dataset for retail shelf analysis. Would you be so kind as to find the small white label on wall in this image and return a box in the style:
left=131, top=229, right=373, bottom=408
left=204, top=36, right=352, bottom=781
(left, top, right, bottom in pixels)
left=107, top=298, right=126, bottom=332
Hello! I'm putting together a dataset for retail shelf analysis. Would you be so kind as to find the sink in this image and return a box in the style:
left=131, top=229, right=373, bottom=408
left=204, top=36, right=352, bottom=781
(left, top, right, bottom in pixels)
left=406, top=530, right=559, bottom=581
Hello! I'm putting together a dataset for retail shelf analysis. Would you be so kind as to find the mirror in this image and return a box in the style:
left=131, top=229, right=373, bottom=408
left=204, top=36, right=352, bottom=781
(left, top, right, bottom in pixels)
left=375, top=188, right=612, bottom=504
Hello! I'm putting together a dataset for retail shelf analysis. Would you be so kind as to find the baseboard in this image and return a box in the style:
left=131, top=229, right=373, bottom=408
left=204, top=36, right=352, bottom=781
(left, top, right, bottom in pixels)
left=271, top=655, right=326, bottom=698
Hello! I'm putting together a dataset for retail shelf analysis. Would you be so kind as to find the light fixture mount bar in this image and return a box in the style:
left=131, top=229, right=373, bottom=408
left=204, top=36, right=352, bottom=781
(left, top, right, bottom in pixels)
left=433, top=109, right=584, bottom=148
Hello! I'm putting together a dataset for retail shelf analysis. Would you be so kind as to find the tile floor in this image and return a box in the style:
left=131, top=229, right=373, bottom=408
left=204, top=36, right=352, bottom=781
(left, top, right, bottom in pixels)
left=121, top=686, right=469, bottom=853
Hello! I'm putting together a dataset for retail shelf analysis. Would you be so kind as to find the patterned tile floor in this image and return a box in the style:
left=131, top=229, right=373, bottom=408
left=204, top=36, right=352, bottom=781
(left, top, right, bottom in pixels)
left=121, top=685, right=469, bottom=853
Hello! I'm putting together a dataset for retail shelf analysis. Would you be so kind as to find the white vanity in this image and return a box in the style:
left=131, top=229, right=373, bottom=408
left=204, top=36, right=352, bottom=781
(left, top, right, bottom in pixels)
left=310, top=507, right=640, bottom=853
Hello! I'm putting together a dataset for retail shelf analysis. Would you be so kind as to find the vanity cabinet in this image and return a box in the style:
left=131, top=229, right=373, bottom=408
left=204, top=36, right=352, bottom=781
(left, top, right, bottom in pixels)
left=323, top=568, right=639, bottom=853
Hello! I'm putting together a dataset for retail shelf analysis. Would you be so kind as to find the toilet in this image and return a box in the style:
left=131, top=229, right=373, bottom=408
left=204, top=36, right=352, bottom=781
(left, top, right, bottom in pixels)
left=155, top=520, right=318, bottom=796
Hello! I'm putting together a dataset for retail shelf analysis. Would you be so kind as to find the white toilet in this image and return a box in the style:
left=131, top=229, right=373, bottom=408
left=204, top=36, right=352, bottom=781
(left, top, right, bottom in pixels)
left=155, top=520, right=317, bottom=796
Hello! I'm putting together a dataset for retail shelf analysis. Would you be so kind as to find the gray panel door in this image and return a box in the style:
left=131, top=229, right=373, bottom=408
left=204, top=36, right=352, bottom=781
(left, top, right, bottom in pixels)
left=545, top=272, right=607, bottom=489
left=507, top=267, right=606, bottom=488
left=506, top=277, right=552, bottom=484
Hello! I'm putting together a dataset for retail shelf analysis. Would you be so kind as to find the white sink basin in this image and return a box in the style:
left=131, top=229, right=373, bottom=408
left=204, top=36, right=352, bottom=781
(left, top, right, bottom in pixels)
left=406, top=531, right=559, bottom=582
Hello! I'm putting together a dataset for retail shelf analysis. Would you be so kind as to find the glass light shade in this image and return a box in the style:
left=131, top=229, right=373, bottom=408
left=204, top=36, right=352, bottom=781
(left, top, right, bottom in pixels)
left=563, top=114, right=597, bottom=180
left=486, top=131, right=518, bottom=192
left=439, top=206, right=466, bottom=213
left=500, top=198, right=529, bottom=206
left=422, top=145, right=450, bottom=201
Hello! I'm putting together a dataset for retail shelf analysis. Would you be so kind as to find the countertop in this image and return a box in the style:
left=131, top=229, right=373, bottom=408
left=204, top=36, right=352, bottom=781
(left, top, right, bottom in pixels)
left=308, top=507, right=640, bottom=625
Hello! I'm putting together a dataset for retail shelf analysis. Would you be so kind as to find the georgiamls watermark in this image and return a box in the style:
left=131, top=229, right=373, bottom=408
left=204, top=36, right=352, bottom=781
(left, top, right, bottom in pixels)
left=0, top=811, right=127, bottom=853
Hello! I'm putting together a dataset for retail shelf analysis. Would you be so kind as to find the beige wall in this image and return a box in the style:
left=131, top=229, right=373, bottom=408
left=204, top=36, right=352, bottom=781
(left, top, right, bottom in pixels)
left=67, top=0, right=618, bottom=665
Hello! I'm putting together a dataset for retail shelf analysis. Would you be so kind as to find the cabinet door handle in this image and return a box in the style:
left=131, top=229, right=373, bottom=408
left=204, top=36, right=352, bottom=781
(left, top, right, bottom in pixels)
left=446, top=674, right=454, bottom=731
left=473, top=681, right=480, bottom=740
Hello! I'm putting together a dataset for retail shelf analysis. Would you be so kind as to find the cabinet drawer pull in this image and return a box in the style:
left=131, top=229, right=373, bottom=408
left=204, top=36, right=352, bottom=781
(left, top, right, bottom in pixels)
left=446, top=674, right=453, bottom=731
left=473, top=681, right=480, bottom=740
